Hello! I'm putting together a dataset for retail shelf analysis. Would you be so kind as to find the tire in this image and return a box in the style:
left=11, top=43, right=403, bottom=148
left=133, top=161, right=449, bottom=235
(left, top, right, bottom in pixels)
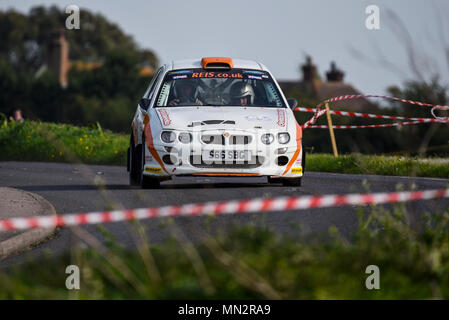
left=302, top=148, right=306, bottom=172
left=139, top=134, right=160, bottom=189
left=267, top=176, right=282, bottom=184
left=129, top=134, right=140, bottom=186
left=282, top=177, right=302, bottom=187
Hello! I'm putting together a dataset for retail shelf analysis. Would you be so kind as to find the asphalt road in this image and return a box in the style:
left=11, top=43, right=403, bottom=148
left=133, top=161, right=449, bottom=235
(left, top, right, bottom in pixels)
left=1, top=161, right=448, bottom=267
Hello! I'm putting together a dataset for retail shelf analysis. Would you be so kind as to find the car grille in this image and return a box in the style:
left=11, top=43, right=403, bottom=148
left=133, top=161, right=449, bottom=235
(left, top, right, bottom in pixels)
left=200, top=134, right=252, bottom=145
left=189, top=155, right=264, bottom=169
left=229, top=135, right=252, bottom=145
left=201, top=134, right=224, bottom=145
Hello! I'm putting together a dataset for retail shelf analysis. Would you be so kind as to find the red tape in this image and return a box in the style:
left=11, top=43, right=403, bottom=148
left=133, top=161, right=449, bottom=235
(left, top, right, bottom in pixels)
left=1, top=188, right=448, bottom=232
left=295, top=107, right=449, bottom=123
left=298, top=94, right=449, bottom=130
left=308, top=119, right=441, bottom=129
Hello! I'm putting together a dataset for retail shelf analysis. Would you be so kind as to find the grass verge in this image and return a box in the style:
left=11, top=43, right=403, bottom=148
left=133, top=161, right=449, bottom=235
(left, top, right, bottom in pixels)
left=1, top=203, right=449, bottom=299
left=0, top=120, right=127, bottom=165
left=306, top=153, right=449, bottom=179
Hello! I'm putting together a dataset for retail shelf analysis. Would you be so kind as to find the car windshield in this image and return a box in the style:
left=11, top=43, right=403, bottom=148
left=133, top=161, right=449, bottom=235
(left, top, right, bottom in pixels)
left=154, top=68, right=286, bottom=108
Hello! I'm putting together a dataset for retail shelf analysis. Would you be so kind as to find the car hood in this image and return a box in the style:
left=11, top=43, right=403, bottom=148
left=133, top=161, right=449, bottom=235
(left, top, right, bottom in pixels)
left=155, top=106, right=289, bottom=131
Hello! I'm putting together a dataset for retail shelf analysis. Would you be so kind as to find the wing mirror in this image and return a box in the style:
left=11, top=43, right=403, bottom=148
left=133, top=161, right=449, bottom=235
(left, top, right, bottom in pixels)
left=287, top=98, right=298, bottom=110
left=139, top=98, right=151, bottom=111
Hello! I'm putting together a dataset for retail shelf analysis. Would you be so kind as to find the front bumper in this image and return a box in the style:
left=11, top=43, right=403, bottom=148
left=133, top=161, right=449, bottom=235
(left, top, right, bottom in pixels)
left=142, top=140, right=303, bottom=179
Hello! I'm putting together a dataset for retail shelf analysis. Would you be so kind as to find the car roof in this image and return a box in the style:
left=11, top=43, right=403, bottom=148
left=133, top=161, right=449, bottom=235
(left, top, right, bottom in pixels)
left=166, top=58, right=268, bottom=72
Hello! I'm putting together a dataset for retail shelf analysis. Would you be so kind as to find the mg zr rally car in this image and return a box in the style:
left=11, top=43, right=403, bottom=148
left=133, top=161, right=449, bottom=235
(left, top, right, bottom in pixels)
left=128, top=57, right=304, bottom=188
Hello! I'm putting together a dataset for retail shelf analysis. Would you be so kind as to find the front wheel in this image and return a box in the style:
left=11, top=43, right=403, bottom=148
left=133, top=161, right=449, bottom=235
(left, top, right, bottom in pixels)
left=129, top=134, right=140, bottom=186
left=282, top=177, right=302, bottom=187
left=267, top=176, right=282, bottom=184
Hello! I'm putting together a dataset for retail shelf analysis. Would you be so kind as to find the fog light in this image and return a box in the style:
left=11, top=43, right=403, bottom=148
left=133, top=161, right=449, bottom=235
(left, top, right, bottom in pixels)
left=275, top=156, right=289, bottom=166
left=162, top=154, right=178, bottom=165
left=164, top=146, right=178, bottom=153
left=276, top=147, right=287, bottom=154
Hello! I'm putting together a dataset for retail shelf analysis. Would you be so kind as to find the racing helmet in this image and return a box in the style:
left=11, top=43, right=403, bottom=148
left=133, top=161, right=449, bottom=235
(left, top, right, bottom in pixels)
left=230, top=81, right=255, bottom=105
left=174, top=79, right=197, bottom=103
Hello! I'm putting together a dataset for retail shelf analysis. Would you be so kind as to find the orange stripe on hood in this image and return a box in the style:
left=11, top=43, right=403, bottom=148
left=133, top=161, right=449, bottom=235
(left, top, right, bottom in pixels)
left=282, top=122, right=302, bottom=176
left=143, top=115, right=168, bottom=174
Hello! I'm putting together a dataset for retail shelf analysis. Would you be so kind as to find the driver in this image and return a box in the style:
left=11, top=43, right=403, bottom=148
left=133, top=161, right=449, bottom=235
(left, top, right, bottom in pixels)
left=168, top=79, right=203, bottom=106
left=229, top=82, right=255, bottom=106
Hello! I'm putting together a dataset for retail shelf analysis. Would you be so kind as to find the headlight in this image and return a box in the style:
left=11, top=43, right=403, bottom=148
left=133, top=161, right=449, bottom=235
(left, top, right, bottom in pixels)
left=278, top=132, right=290, bottom=144
left=164, top=146, right=178, bottom=153
left=178, top=132, right=192, bottom=143
left=261, top=133, right=274, bottom=145
left=161, top=131, right=176, bottom=143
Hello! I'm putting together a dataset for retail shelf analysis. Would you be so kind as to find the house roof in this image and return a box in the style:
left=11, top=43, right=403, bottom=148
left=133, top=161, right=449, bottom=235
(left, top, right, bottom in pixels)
left=315, top=82, right=377, bottom=112
left=278, top=79, right=376, bottom=112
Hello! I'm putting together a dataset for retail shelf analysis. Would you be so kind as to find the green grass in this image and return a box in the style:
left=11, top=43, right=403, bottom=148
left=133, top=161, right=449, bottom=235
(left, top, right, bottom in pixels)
left=1, top=119, right=448, bottom=178
left=306, top=153, right=449, bottom=179
left=0, top=119, right=127, bottom=165
left=1, top=203, right=449, bottom=299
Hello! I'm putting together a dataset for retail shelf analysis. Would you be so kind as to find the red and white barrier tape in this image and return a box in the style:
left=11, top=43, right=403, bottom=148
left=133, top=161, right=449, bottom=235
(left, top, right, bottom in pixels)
left=299, top=94, right=449, bottom=130
left=323, top=94, right=449, bottom=111
left=302, top=108, right=327, bottom=129
left=309, top=119, right=441, bottom=129
left=295, top=106, right=449, bottom=123
left=432, top=106, right=449, bottom=121
left=1, top=188, right=448, bottom=232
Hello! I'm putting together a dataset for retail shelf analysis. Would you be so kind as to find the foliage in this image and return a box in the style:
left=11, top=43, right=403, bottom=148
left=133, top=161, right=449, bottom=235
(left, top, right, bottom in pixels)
left=0, top=6, right=156, bottom=133
left=0, top=120, right=127, bottom=165
left=1, top=203, right=449, bottom=299
left=306, top=153, right=449, bottom=179
left=0, top=5, right=158, bottom=73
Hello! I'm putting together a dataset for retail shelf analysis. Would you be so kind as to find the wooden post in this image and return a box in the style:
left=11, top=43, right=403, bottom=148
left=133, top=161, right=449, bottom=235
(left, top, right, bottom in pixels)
left=325, top=102, right=338, bottom=157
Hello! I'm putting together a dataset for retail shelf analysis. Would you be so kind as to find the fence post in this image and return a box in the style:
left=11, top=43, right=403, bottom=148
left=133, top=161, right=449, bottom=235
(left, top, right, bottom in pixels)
left=325, top=102, right=339, bottom=157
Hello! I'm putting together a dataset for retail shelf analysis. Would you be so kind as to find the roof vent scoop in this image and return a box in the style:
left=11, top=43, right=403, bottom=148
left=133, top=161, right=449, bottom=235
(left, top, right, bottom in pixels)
left=201, top=57, right=233, bottom=70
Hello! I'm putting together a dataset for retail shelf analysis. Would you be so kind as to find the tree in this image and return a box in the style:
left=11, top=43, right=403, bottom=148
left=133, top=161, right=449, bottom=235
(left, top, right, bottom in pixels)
left=0, top=5, right=159, bottom=74
left=0, top=5, right=157, bottom=132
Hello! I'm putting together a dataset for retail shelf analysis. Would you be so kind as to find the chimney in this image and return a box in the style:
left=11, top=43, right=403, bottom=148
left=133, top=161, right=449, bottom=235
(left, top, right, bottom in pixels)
left=326, top=61, right=344, bottom=82
left=301, top=56, right=318, bottom=82
left=46, top=29, right=69, bottom=88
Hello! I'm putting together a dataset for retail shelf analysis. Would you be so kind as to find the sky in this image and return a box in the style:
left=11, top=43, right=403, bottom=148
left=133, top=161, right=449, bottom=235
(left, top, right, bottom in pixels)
left=1, top=0, right=449, bottom=96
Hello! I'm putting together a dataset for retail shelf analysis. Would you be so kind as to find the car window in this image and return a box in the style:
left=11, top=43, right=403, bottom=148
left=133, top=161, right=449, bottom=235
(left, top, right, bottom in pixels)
left=154, top=69, right=286, bottom=108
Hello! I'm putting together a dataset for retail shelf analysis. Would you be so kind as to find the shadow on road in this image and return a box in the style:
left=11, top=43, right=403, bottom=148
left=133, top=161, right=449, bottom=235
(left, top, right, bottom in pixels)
left=11, top=182, right=281, bottom=192
left=159, top=182, right=277, bottom=189
left=11, top=184, right=131, bottom=191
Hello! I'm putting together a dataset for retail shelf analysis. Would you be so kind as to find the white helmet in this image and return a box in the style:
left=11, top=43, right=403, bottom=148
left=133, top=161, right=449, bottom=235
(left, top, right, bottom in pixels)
left=230, top=82, right=255, bottom=105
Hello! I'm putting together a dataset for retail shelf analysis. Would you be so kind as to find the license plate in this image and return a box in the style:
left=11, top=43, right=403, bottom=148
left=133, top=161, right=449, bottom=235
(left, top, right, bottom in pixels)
left=202, top=150, right=251, bottom=161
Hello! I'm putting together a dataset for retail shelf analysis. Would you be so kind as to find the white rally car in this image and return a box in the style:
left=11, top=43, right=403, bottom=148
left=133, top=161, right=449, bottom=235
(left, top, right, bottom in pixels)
left=128, top=57, right=304, bottom=188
